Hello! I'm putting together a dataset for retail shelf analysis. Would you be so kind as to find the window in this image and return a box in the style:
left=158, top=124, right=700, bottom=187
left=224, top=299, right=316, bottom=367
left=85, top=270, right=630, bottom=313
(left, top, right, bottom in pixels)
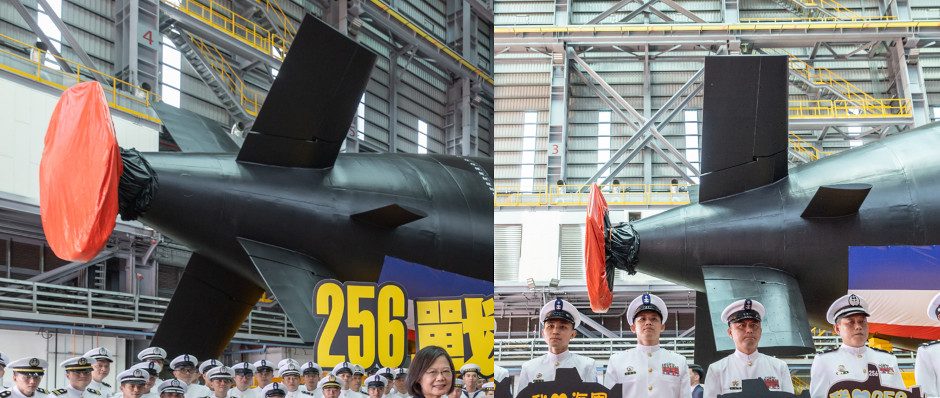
left=848, top=126, right=862, bottom=147
left=161, top=36, right=181, bottom=107
left=418, top=120, right=428, bottom=154
left=598, top=111, right=611, bottom=182
left=520, top=112, right=537, bottom=192
left=933, top=107, right=940, bottom=122
left=356, top=94, right=365, bottom=141
left=37, top=0, right=62, bottom=70
left=684, top=110, right=700, bottom=184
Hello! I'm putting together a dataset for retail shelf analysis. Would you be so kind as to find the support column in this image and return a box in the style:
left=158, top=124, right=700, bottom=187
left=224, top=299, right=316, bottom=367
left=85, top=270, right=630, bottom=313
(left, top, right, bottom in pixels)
left=887, top=40, right=929, bottom=127
left=116, top=0, right=159, bottom=93
left=388, top=45, right=413, bottom=153
left=546, top=49, right=568, bottom=185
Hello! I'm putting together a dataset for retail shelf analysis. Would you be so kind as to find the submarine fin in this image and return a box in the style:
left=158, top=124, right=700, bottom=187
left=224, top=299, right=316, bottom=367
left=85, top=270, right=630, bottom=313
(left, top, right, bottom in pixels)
left=151, top=101, right=242, bottom=152
left=351, top=204, right=426, bottom=229
left=699, top=56, right=789, bottom=202
left=701, top=265, right=815, bottom=356
left=236, top=15, right=376, bottom=169
left=238, top=238, right=334, bottom=343
left=800, top=184, right=872, bottom=218
left=151, top=252, right=264, bottom=358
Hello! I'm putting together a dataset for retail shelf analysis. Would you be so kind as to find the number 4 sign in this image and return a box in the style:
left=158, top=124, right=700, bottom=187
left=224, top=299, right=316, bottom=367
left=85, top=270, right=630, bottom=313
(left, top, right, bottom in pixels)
left=138, top=26, right=160, bottom=50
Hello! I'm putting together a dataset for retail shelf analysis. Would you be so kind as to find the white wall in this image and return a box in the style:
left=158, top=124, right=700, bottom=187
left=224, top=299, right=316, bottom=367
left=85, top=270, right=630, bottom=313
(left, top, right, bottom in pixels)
left=0, top=329, right=127, bottom=391
left=0, top=75, right=159, bottom=202
left=495, top=207, right=671, bottom=284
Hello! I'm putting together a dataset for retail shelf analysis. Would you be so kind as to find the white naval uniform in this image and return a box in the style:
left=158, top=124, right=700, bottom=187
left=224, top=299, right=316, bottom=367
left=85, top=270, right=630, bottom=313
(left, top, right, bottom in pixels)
left=517, top=350, right=596, bottom=392
left=603, top=344, right=689, bottom=398
left=299, top=388, right=319, bottom=398
left=703, top=350, right=793, bottom=398
left=339, top=390, right=366, bottom=398
left=2, top=386, right=50, bottom=398
left=52, top=385, right=105, bottom=398
left=810, top=344, right=905, bottom=398
left=184, top=383, right=211, bottom=398
left=228, top=388, right=261, bottom=398
left=493, top=366, right=509, bottom=383
left=461, top=390, right=483, bottom=398
left=88, top=381, right=112, bottom=398
left=916, top=341, right=940, bottom=398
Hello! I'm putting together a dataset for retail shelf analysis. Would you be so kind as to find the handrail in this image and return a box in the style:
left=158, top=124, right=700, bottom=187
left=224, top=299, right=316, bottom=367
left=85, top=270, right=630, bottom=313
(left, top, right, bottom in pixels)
left=494, top=184, right=692, bottom=206
left=252, top=0, right=296, bottom=43
left=161, top=0, right=290, bottom=60
left=789, top=132, right=832, bottom=161
left=0, top=33, right=160, bottom=123
left=0, top=277, right=299, bottom=339
left=740, top=15, right=896, bottom=22
left=493, top=21, right=940, bottom=34
left=187, top=33, right=264, bottom=116
left=368, top=0, right=494, bottom=85
left=789, top=99, right=912, bottom=119
left=768, top=48, right=876, bottom=105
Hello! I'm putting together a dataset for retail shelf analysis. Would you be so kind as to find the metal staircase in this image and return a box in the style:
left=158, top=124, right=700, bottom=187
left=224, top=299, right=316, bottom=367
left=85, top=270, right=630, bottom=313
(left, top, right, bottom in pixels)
left=161, top=25, right=261, bottom=122
left=243, top=0, right=296, bottom=46
left=742, top=0, right=896, bottom=22
left=93, top=263, right=106, bottom=291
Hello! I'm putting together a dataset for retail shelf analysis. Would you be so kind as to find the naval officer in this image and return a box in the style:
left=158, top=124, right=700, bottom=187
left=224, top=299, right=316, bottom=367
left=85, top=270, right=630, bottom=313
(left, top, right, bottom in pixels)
left=1, top=352, right=11, bottom=389
left=299, top=362, right=321, bottom=397
left=278, top=364, right=303, bottom=398
left=516, top=299, right=596, bottom=392
left=84, top=348, right=113, bottom=398
left=53, top=357, right=103, bottom=398
left=170, top=356, right=209, bottom=398
left=316, top=377, right=342, bottom=398
left=251, top=361, right=275, bottom=393
left=456, top=364, right=481, bottom=398
left=916, top=292, right=940, bottom=398
left=137, top=349, right=167, bottom=387
left=603, top=293, right=689, bottom=397
left=703, top=299, right=793, bottom=397
left=3, top=358, right=50, bottom=398
left=228, top=363, right=259, bottom=398
left=116, top=369, right=148, bottom=398
left=362, top=376, right=386, bottom=398
left=206, top=366, right=234, bottom=398
left=331, top=363, right=364, bottom=398
left=810, top=294, right=905, bottom=398
left=156, top=379, right=187, bottom=398
left=259, top=384, right=286, bottom=398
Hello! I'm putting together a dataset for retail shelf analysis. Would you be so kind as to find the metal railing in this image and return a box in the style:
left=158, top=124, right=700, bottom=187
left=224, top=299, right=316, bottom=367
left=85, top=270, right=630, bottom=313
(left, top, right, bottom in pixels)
left=0, top=277, right=299, bottom=340
left=251, top=0, right=296, bottom=43
left=741, top=15, right=897, bottom=22
left=789, top=99, right=912, bottom=119
left=789, top=132, right=832, bottom=162
left=739, top=0, right=896, bottom=22
left=494, top=184, right=692, bottom=207
left=0, top=33, right=160, bottom=123
left=769, top=48, right=877, bottom=105
left=188, top=33, right=264, bottom=116
left=161, top=0, right=290, bottom=60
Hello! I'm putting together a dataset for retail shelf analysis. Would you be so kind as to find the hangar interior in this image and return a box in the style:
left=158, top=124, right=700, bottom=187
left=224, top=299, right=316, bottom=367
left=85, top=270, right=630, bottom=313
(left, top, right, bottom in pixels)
left=0, top=0, right=493, bottom=388
left=493, top=0, right=940, bottom=391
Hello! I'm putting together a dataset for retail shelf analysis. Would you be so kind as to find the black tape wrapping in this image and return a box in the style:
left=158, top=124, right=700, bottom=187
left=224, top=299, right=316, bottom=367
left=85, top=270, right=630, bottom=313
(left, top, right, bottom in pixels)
left=604, top=213, right=639, bottom=288
left=118, top=148, right=159, bottom=221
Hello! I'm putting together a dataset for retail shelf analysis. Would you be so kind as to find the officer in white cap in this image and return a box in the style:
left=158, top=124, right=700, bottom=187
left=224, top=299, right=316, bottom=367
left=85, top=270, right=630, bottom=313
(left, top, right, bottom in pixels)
left=83, top=348, right=113, bottom=398
left=137, top=349, right=167, bottom=388
left=199, top=361, right=222, bottom=378
left=1, top=352, right=11, bottom=389
left=3, top=358, right=49, bottom=398
left=277, top=364, right=303, bottom=398
left=916, top=292, right=940, bottom=398
left=374, top=370, right=393, bottom=397
left=127, top=362, right=162, bottom=398
left=259, top=384, right=286, bottom=398
left=116, top=369, right=148, bottom=398
left=348, top=366, right=364, bottom=396
left=330, top=363, right=363, bottom=398
left=447, top=380, right=464, bottom=398
left=810, top=294, right=905, bottom=398
left=228, top=363, right=259, bottom=398
left=316, top=376, right=342, bottom=398
left=53, top=357, right=103, bottom=398
left=480, top=383, right=494, bottom=397
left=363, top=376, right=386, bottom=398
left=604, top=293, right=689, bottom=397
left=387, top=369, right=406, bottom=398
left=457, top=364, right=481, bottom=398
left=251, top=361, right=275, bottom=392
left=169, top=356, right=209, bottom=398
left=205, top=367, right=234, bottom=398
left=517, top=298, right=596, bottom=391
left=703, top=299, right=793, bottom=397
left=156, top=379, right=187, bottom=398
left=298, top=363, right=321, bottom=397
left=277, top=362, right=298, bottom=372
